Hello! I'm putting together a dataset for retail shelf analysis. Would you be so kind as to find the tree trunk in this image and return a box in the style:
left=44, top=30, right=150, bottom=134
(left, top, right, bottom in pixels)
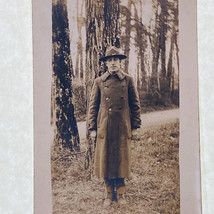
left=75, top=0, right=84, bottom=80
left=103, top=0, right=120, bottom=47
left=52, top=0, right=80, bottom=151
left=135, top=15, right=147, bottom=92
left=167, top=39, right=173, bottom=92
left=159, top=1, right=172, bottom=106
left=148, top=4, right=160, bottom=106
left=120, top=3, right=131, bottom=74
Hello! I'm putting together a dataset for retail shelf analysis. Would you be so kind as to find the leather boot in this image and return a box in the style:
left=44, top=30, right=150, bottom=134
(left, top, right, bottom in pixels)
left=104, top=180, right=113, bottom=206
left=116, top=186, right=126, bottom=205
left=103, top=192, right=112, bottom=206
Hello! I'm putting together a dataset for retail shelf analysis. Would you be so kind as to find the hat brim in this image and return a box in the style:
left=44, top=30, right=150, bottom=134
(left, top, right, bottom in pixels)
left=99, top=54, right=127, bottom=62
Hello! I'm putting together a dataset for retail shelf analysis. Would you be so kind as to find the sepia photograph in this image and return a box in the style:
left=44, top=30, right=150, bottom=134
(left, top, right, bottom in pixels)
left=34, top=0, right=200, bottom=213
left=51, top=0, right=179, bottom=213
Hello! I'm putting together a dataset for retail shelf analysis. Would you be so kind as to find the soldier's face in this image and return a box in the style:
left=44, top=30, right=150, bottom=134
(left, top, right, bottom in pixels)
left=106, top=57, right=120, bottom=74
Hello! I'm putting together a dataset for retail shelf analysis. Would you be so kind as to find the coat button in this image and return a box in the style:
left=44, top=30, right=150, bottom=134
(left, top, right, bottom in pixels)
left=106, top=97, right=109, bottom=100
left=109, top=108, right=112, bottom=111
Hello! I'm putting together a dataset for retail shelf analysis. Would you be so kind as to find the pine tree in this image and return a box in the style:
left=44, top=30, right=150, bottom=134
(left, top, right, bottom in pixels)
left=52, top=0, right=80, bottom=151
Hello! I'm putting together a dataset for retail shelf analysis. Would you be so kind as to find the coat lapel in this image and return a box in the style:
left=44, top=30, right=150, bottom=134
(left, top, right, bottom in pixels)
left=101, top=70, right=125, bottom=82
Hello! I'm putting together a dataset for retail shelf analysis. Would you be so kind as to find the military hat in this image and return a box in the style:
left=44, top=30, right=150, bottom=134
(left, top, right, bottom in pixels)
left=99, top=46, right=127, bottom=62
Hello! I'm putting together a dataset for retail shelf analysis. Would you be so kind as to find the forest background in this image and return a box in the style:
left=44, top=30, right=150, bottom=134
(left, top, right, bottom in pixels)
left=51, top=0, right=179, bottom=152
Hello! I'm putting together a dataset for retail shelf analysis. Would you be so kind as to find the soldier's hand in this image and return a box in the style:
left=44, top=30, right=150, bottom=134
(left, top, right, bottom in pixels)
left=131, top=129, right=138, bottom=140
left=90, top=130, right=97, bottom=139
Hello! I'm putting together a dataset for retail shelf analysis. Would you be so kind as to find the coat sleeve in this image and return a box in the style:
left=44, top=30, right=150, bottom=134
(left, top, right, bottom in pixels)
left=128, top=76, right=141, bottom=129
left=88, top=79, right=100, bottom=131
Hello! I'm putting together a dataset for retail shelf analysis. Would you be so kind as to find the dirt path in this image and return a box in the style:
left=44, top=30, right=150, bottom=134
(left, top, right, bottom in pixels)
left=140, top=108, right=179, bottom=128
left=77, top=108, right=179, bottom=140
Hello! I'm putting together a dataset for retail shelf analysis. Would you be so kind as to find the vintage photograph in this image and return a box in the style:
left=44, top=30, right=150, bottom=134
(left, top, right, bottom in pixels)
left=50, top=0, right=179, bottom=213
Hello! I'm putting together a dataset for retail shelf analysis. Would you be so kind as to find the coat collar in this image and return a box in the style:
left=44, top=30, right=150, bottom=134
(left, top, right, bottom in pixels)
left=101, top=70, right=125, bottom=82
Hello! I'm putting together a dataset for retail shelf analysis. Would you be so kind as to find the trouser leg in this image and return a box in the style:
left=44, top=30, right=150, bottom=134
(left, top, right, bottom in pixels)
left=115, top=178, right=126, bottom=204
left=103, top=178, right=114, bottom=206
left=104, top=178, right=113, bottom=200
left=115, top=178, right=125, bottom=188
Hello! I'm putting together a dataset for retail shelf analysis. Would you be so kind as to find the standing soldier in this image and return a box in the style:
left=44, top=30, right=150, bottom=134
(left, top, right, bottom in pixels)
left=88, top=46, right=141, bottom=206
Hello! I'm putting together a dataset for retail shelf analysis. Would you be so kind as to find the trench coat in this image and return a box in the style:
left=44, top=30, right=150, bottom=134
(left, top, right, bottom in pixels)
left=88, top=70, right=141, bottom=179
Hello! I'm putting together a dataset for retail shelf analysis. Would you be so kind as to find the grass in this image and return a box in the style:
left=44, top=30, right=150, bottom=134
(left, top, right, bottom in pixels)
left=51, top=120, right=179, bottom=214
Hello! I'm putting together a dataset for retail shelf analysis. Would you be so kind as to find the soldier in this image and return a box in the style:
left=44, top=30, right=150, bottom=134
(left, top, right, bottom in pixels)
left=88, top=46, right=141, bottom=206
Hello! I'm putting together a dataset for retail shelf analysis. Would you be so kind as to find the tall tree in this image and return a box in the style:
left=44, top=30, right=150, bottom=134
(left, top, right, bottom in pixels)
left=168, top=0, right=179, bottom=105
left=132, top=1, right=148, bottom=92
left=75, top=0, right=85, bottom=80
left=52, top=0, right=80, bottom=151
left=158, top=0, right=171, bottom=106
left=147, top=1, right=161, bottom=105
left=120, top=3, right=131, bottom=74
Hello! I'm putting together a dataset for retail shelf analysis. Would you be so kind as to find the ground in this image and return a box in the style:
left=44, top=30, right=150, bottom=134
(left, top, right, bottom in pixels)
left=51, top=109, right=179, bottom=214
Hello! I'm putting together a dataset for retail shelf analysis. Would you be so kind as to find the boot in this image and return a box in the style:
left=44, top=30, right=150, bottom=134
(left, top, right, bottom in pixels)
left=116, top=186, right=126, bottom=205
left=103, top=192, right=112, bottom=206
left=104, top=180, right=113, bottom=206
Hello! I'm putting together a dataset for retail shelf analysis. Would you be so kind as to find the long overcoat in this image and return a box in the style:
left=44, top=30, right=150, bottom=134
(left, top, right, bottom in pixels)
left=88, top=70, right=141, bottom=179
